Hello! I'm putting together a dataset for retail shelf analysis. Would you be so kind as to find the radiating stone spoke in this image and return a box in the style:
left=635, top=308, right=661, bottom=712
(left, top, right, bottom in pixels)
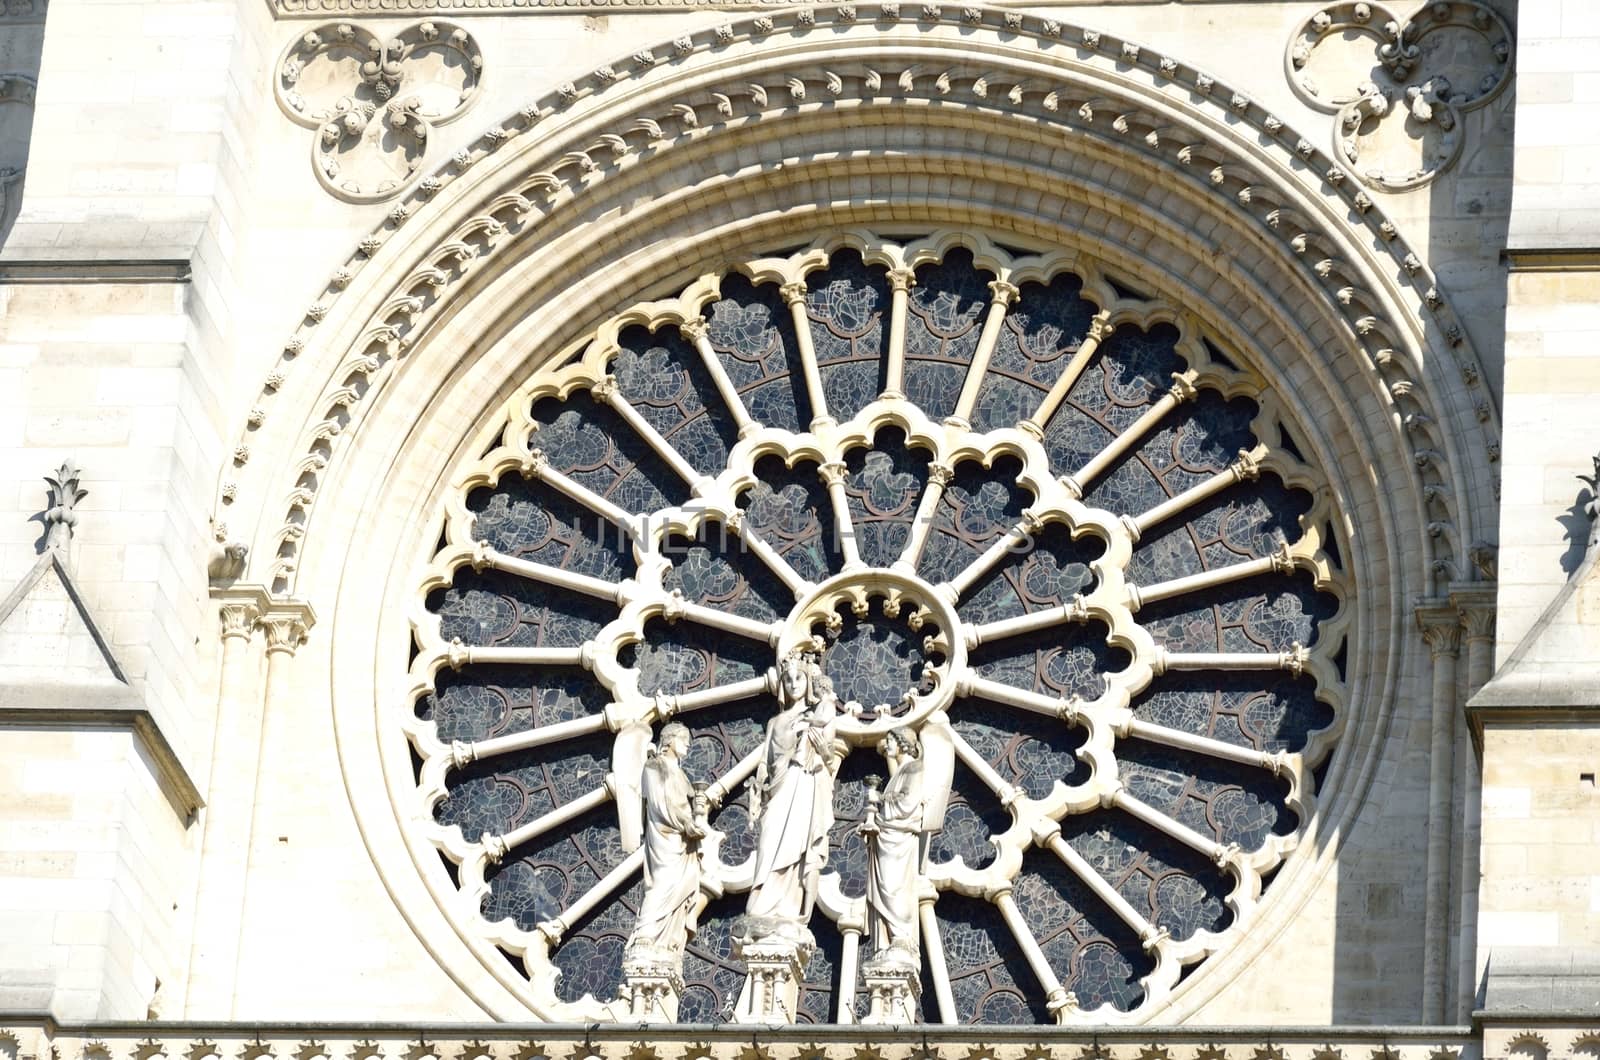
left=1154, top=642, right=1309, bottom=677
left=948, top=280, right=1020, bottom=427
left=1109, top=788, right=1234, bottom=866
left=1044, top=832, right=1164, bottom=950
left=1017, top=310, right=1111, bottom=439
left=680, top=317, right=760, bottom=437
left=452, top=713, right=611, bottom=766
left=480, top=783, right=614, bottom=866
left=938, top=512, right=1040, bottom=601
left=1063, top=371, right=1198, bottom=496
left=669, top=592, right=781, bottom=643
left=819, top=459, right=863, bottom=569
left=537, top=846, right=645, bottom=944
left=965, top=595, right=1088, bottom=649
left=993, top=889, right=1073, bottom=1023
left=470, top=542, right=628, bottom=603
left=893, top=461, right=954, bottom=573
left=704, top=746, right=764, bottom=806
left=1120, top=717, right=1290, bottom=775
left=919, top=900, right=959, bottom=1023
left=950, top=729, right=1022, bottom=807
left=1128, top=443, right=1268, bottom=537
left=880, top=268, right=915, bottom=400
left=959, top=675, right=1080, bottom=722
left=782, top=281, right=831, bottom=428
left=591, top=376, right=716, bottom=495
left=729, top=512, right=814, bottom=599
left=446, top=641, right=591, bottom=669
left=520, top=448, right=643, bottom=539
left=1128, top=539, right=1293, bottom=610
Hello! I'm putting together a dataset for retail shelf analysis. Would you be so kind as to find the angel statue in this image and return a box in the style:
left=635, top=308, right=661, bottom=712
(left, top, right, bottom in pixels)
left=860, top=724, right=952, bottom=971
left=742, top=646, right=843, bottom=942
left=621, top=722, right=708, bottom=964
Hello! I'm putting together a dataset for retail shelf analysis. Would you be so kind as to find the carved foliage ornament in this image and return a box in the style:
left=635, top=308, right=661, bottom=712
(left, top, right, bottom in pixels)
left=405, top=231, right=1352, bottom=1024
left=275, top=21, right=483, bottom=203
left=1286, top=0, right=1513, bottom=190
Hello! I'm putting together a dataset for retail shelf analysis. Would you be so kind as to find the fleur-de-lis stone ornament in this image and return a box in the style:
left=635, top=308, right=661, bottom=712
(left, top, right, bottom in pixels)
left=43, top=460, right=87, bottom=553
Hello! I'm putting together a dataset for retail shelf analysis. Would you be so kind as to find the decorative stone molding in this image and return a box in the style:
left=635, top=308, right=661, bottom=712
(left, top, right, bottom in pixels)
left=218, top=6, right=1500, bottom=605
left=0, top=1022, right=1491, bottom=1060
left=1285, top=1, right=1513, bottom=191
left=274, top=21, right=483, bottom=203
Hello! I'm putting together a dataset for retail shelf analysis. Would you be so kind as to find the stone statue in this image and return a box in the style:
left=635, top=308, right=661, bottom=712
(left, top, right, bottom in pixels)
left=626, top=722, right=707, bottom=963
left=861, top=726, right=928, bottom=970
left=743, top=646, right=842, bottom=942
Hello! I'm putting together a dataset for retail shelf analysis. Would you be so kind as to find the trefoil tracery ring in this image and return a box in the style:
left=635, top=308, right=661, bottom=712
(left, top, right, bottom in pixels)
left=1285, top=0, right=1513, bottom=191
left=405, top=230, right=1351, bottom=1024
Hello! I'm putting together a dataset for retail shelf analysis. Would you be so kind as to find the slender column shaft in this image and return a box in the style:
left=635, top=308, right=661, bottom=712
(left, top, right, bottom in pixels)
left=595, top=377, right=705, bottom=490
left=1131, top=541, right=1292, bottom=610
left=674, top=597, right=779, bottom=643
left=994, top=890, right=1071, bottom=1022
left=1068, top=373, right=1197, bottom=495
left=949, top=281, right=1020, bottom=425
left=1455, top=601, right=1493, bottom=1021
left=1155, top=644, right=1308, bottom=676
left=1123, top=718, right=1286, bottom=773
left=919, top=898, right=958, bottom=1023
left=941, top=515, right=1039, bottom=601
left=1112, top=789, right=1230, bottom=864
left=1417, top=605, right=1461, bottom=1024
left=489, top=783, right=614, bottom=861
left=182, top=596, right=263, bottom=1014
left=540, top=847, right=644, bottom=941
left=881, top=269, right=915, bottom=399
left=473, top=545, right=623, bottom=601
left=782, top=282, right=830, bottom=428
left=523, top=450, right=637, bottom=536
left=454, top=644, right=589, bottom=668
left=664, top=671, right=775, bottom=717
left=960, top=675, right=1077, bottom=721
left=1132, top=445, right=1266, bottom=536
left=836, top=927, right=861, bottom=1023
left=680, top=318, right=758, bottom=436
left=706, top=747, right=763, bottom=805
left=893, top=463, right=954, bottom=573
left=951, top=731, right=1020, bottom=805
left=1019, top=312, right=1111, bottom=438
left=455, top=713, right=609, bottom=765
left=966, top=596, right=1086, bottom=649
left=1046, top=833, right=1160, bottom=946
left=731, top=513, right=812, bottom=598
left=819, top=461, right=862, bottom=569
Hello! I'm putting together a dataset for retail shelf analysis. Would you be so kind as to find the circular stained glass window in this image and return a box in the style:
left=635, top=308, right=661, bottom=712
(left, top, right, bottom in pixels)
left=405, top=232, right=1350, bottom=1025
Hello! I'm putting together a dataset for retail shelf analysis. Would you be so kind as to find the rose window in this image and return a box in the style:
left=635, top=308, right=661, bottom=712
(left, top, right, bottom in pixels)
left=405, top=232, right=1350, bottom=1024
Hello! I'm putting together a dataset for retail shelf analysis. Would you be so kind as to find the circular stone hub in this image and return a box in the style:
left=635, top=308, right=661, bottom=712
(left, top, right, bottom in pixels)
left=777, top=569, right=964, bottom=743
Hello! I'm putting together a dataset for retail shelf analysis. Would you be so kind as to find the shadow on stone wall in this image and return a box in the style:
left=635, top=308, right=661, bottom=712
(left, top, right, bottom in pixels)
left=0, top=10, right=45, bottom=252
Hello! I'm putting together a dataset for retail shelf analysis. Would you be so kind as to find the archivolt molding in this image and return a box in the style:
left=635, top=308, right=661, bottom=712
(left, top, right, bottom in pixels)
left=214, top=5, right=1500, bottom=607
left=0, top=73, right=36, bottom=229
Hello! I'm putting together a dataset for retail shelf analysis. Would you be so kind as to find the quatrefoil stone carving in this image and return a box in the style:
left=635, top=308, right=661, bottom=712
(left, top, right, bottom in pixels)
left=275, top=21, right=483, bottom=203
left=1285, top=0, right=1513, bottom=191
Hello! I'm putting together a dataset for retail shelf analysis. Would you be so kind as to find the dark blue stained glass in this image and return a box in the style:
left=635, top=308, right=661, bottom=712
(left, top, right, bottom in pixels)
left=468, top=475, right=636, bottom=581
left=814, top=597, right=934, bottom=714
left=738, top=454, right=843, bottom=585
left=663, top=522, right=792, bottom=624
left=1059, top=809, right=1231, bottom=942
left=530, top=395, right=686, bottom=517
left=613, top=323, right=740, bottom=478
left=904, top=249, right=993, bottom=421
left=841, top=428, right=931, bottom=568
left=1039, top=322, right=1189, bottom=478
left=705, top=274, right=809, bottom=432
left=1124, top=475, right=1315, bottom=586
left=806, top=250, right=892, bottom=421
left=1130, top=672, right=1334, bottom=756
left=915, top=456, right=1031, bottom=585
left=955, top=519, right=1104, bottom=628
left=1116, top=738, right=1295, bottom=851
left=1137, top=571, right=1337, bottom=656
left=436, top=732, right=612, bottom=839
left=971, top=622, right=1131, bottom=701
left=950, top=695, right=1092, bottom=799
left=1013, top=848, right=1154, bottom=1012
left=678, top=892, right=750, bottom=1023
left=478, top=803, right=625, bottom=937
left=420, top=664, right=606, bottom=743
left=971, top=273, right=1100, bottom=434
left=937, top=892, right=1052, bottom=1023
left=621, top=616, right=770, bottom=698
left=927, top=761, right=1007, bottom=870
left=430, top=568, right=615, bottom=649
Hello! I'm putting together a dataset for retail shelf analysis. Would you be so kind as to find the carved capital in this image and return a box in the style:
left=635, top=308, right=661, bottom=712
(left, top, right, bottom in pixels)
left=926, top=462, right=955, bottom=487
left=1415, top=601, right=1462, bottom=658
left=261, top=614, right=311, bottom=655
left=1086, top=311, right=1112, bottom=342
left=818, top=460, right=848, bottom=487
left=678, top=317, right=709, bottom=343
left=1168, top=371, right=1199, bottom=403
left=779, top=280, right=809, bottom=306
left=1449, top=586, right=1496, bottom=642
left=1231, top=448, right=1262, bottom=483
left=887, top=268, right=916, bottom=293
left=218, top=601, right=260, bottom=642
left=590, top=375, right=619, bottom=402
left=987, top=279, right=1020, bottom=306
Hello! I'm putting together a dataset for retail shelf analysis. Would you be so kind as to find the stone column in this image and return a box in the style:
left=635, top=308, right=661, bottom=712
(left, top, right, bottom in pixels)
left=1452, top=586, right=1497, bottom=1021
left=1417, top=601, right=1463, bottom=1023
left=182, top=587, right=267, bottom=1016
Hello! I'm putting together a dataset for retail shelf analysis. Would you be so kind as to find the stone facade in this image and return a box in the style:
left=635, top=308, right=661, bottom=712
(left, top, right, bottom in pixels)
left=0, top=0, right=1594, bottom=1050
